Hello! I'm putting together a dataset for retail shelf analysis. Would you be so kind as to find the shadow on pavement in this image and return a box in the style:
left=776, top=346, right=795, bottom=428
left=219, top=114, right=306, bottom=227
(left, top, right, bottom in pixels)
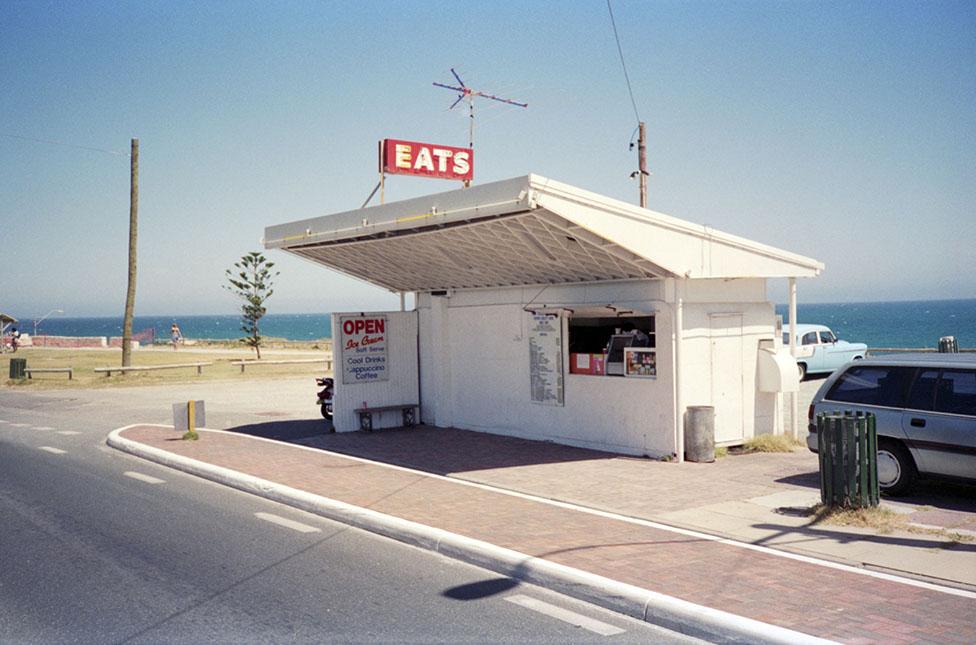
left=230, top=419, right=330, bottom=443
left=775, top=465, right=976, bottom=515
left=752, top=520, right=976, bottom=553
left=442, top=577, right=520, bottom=601
left=225, top=420, right=619, bottom=474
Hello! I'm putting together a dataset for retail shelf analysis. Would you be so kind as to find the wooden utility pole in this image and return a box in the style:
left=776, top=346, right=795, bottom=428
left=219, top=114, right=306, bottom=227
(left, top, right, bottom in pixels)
left=638, top=121, right=648, bottom=208
left=121, top=138, right=138, bottom=367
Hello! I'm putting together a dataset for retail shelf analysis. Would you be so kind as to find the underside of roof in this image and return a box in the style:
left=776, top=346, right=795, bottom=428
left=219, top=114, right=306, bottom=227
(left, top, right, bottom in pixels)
left=264, top=175, right=823, bottom=293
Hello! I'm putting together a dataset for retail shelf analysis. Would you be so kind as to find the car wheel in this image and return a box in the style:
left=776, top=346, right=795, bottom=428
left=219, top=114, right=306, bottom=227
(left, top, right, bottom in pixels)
left=797, top=363, right=807, bottom=380
left=877, top=439, right=917, bottom=496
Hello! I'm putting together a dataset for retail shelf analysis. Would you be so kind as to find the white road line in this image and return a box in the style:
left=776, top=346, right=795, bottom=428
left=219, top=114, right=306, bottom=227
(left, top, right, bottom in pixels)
left=57, top=431, right=81, bottom=436
left=33, top=426, right=54, bottom=431
left=0, top=419, right=8, bottom=424
left=124, top=471, right=166, bottom=485
left=38, top=446, right=66, bottom=455
left=10, top=423, right=30, bottom=428
left=505, top=594, right=625, bottom=636
left=254, top=512, right=321, bottom=534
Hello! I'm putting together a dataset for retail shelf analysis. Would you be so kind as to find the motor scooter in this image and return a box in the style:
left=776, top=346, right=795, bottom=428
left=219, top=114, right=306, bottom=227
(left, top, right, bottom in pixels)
left=316, top=377, right=334, bottom=420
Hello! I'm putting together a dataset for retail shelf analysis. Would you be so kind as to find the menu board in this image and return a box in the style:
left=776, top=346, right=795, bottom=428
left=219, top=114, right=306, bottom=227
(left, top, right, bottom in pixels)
left=529, top=313, right=564, bottom=405
left=624, top=348, right=657, bottom=378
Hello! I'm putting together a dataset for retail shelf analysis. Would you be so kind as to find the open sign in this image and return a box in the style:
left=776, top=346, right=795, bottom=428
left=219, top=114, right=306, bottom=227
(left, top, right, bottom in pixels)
left=339, top=315, right=388, bottom=384
left=382, top=138, right=473, bottom=182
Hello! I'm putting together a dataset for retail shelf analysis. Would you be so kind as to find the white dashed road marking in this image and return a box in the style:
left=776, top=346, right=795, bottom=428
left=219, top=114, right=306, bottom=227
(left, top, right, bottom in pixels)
left=10, top=423, right=30, bottom=428
left=254, top=512, right=321, bottom=534
left=504, top=594, right=625, bottom=636
left=124, top=471, right=166, bottom=484
left=57, top=431, right=81, bottom=436
left=38, top=446, right=67, bottom=455
left=33, top=426, right=54, bottom=431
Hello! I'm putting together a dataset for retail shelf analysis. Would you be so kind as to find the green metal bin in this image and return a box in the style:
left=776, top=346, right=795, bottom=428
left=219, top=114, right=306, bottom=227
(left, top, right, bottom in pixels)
left=817, top=412, right=879, bottom=508
left=9, top=358, right=27, bottom=379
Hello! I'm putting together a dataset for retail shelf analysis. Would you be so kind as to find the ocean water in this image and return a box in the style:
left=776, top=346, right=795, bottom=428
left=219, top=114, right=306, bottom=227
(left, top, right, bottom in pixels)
left=10, top=299, right=975, bottom=348
left=773, top=299, right=975, bottom=349
left=20, top=314, right=333, bottom=343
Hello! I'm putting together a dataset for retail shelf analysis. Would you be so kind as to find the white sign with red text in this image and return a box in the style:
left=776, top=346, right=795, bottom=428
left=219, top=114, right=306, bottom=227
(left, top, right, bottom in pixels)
left=339, top=315, right=388, bottom=384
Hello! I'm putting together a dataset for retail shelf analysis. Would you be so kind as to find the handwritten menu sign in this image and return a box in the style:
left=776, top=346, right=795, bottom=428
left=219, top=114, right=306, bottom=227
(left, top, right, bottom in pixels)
left=529, top=313, right=564, bottom=405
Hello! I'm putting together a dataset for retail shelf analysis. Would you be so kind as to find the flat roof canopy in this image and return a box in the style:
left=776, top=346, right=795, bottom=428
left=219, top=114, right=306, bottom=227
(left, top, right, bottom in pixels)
left=265, top=174, right=823, bottom=292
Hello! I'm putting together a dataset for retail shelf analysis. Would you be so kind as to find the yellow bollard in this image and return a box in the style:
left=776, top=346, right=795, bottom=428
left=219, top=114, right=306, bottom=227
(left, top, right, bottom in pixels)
left=182, top=399, right=199, bottom=441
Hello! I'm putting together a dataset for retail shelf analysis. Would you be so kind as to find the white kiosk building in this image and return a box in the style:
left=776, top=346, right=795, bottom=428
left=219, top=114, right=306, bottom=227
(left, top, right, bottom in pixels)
left=265, top=175, right=820, bottom=459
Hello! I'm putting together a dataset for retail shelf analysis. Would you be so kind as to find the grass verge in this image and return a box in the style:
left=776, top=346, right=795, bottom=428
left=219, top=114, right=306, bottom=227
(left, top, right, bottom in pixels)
left=2, top=347, right=333, bottom=389
left=806, top=503, right=973, bottom=544
left=733, top=434, right=805, bottom=454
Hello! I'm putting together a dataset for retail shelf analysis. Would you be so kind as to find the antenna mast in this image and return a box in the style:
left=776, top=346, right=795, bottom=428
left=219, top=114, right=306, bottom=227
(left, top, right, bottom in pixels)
left=433, top=68, right=527, bottom=187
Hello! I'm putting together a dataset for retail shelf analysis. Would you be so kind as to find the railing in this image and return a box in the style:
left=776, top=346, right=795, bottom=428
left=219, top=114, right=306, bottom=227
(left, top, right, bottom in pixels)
left=866, top=348, right=976, bottom=356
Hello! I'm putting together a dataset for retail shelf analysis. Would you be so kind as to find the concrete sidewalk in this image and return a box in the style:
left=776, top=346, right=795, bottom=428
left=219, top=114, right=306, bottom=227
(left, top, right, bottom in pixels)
left=110, top=424, right=976, bottom=644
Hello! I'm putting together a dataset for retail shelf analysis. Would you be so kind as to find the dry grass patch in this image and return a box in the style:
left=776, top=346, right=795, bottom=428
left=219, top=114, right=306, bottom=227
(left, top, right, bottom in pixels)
left=735, top=434, right=804, bottom=454
left=2, top=348, right=332, bottom=389
left=808, top=503, right=973, bottom=544
left=811, top=503, right=907, bottom=534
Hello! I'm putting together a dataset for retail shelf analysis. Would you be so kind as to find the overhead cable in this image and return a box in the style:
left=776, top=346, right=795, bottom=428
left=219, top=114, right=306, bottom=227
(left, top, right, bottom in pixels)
left=606, top=0, right=641, bottom=124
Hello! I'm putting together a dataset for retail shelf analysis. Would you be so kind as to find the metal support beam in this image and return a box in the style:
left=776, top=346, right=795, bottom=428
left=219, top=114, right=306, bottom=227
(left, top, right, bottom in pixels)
left=789, top=278, right=798, bottom=440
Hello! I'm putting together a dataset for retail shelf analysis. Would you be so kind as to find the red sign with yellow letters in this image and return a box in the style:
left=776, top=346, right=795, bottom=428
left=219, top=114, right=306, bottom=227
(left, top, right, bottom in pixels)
left=381, top=138, right=473, bottom=182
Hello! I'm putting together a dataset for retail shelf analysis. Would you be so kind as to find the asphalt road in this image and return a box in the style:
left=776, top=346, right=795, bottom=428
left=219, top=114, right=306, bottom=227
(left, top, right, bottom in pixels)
left=0, top=385, right=698, bottom=643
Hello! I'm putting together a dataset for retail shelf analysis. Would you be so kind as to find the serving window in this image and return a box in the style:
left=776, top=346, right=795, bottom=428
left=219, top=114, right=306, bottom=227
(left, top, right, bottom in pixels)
left=568, top=315, right=655, bottom=377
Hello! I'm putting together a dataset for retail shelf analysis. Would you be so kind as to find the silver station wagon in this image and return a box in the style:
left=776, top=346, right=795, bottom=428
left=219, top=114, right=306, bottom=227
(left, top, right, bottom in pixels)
left=806, top=354, right=976, bottom=495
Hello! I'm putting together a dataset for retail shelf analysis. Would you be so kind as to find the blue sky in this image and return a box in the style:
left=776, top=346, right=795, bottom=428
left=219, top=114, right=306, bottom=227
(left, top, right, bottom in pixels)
left=2, top=1, right=974, bottom=318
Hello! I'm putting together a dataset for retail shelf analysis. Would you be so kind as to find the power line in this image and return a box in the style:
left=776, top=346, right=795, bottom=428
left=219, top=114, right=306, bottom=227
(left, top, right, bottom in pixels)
left=606, top=0, right=641, bottom=124
left=1, top=133, right=129, bottom=157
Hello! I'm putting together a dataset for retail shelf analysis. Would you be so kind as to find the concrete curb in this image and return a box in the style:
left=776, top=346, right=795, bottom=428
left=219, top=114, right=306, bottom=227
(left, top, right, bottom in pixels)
left=108, top=425, right=834, bottom=645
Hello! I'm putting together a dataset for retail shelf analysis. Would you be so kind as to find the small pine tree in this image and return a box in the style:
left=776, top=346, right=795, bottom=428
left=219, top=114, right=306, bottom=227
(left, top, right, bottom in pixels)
left=224, top=252, right=279, bottom=359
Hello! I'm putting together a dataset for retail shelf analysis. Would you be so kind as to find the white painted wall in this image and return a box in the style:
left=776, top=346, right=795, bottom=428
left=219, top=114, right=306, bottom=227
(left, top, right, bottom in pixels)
left=411, top=277, right=779, bottom=455
left=675, top=279, right=778, bottom=444
left=417, top=281, right=677, bottom=457
left=332, top=310, right=419, bottom=432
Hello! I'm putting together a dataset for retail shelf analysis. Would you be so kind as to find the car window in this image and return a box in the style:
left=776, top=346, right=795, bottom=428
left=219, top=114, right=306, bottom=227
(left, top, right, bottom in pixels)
left=826, top=366, right=914, bottom=407
left=801, top=332, right=819, bottom=345
left=819, top=331, right=836, bottom=344
left=782, top=333, right=790, bottom=345
left=935, top=370, right=976, bottom=417
left=907, top=369, right=938, bottom=411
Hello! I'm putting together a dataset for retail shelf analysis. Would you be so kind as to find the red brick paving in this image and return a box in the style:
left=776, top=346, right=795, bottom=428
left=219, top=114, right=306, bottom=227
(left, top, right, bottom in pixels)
left=119, top=425, right=976, bottom=644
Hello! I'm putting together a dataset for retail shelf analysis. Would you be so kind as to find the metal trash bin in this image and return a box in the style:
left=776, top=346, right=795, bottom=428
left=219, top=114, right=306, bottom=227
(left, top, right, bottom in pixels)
left=9, top=358, right=27, bottom=379
left=817, top=412, right=879, bottom=508
left=938, top=336, right=958, bottom=353
left=684, top=405, right=715, bottom=463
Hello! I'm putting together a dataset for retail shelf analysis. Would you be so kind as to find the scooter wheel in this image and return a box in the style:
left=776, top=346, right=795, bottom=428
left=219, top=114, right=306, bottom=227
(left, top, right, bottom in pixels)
left=321, top=404, right=333, bottom=420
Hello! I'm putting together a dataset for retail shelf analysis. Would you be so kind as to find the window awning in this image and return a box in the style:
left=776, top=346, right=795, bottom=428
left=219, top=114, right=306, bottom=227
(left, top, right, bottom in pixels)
left=264, top=175, right=823, bottom=292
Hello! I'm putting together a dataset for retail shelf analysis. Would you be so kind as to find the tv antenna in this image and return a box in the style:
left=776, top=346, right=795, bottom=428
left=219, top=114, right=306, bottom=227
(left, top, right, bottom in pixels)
left=433, top=68, right=527, bottom=186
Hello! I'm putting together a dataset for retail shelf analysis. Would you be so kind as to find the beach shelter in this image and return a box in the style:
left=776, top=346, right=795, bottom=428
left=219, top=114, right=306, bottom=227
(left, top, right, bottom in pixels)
left=265, top=175, right=821, bottom=459
left=1, top=312, right=17, bottom=337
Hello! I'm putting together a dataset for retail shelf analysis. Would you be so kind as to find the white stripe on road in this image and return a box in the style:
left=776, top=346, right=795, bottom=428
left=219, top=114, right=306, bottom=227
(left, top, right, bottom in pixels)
left=124, top=471, right=166, bottom=484
left=10, top=423, right=30, bottom=427
left=38, top=446, right=66, bottom=455
left=505, top=594, right=625, bottom=636
left=33, top=426, right=54, bottom=431
left=57, top=431, right=81, bottom=436
left=0, top=419, right=8, bottom=424
left=254, top=512, right=321, bottom=534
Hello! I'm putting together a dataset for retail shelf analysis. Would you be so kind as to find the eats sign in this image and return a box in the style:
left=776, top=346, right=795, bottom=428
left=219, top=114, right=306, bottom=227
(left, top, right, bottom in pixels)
left=382, top=138, right=473, bottom=182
